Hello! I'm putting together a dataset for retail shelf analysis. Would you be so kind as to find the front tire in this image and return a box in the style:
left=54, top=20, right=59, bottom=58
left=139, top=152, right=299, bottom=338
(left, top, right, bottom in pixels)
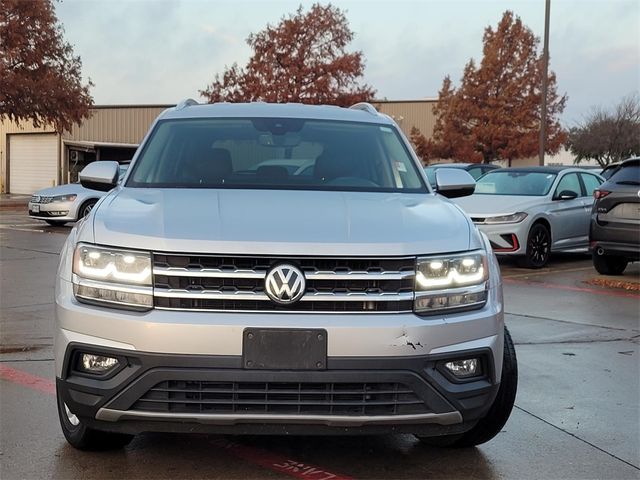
left=518, top=223, right=551, bottom=268
left=416, top=326, right=518, bottom=448
left=593, top=253, right=628, bottom=275
left=78, top=199, right=97, bottom=220
left=57, top=386, right=133, bottom=450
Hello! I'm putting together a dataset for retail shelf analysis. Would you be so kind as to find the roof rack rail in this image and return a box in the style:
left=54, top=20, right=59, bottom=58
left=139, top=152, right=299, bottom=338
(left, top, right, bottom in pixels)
left=349, top=102, right=378, bottom=115
left=176, top=98, right=199, bottom=110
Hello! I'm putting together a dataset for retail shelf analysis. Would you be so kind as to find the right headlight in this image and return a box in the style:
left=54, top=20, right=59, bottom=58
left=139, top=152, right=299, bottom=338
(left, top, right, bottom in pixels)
left=414, top=250, right=489, bottom=315
left=72, top=243, right=153, bottom=311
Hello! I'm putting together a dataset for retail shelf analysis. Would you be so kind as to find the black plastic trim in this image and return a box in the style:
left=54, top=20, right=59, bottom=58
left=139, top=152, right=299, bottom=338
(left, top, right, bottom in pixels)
left=57, top=342, right=500, bottom=434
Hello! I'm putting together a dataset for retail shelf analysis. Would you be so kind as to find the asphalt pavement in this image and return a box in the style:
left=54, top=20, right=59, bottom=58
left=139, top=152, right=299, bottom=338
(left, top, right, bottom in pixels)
left=1, top=211, right=638, bottom=480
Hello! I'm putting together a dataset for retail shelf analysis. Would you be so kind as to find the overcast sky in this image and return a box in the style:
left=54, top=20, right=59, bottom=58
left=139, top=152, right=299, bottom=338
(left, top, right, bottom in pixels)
left=55, top=0, right=639, bottom=126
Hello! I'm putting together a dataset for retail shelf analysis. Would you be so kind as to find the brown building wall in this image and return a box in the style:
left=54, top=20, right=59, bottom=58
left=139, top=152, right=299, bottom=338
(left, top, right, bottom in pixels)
left=1, top=106, right=172, bottom=192
left=66, top=105, right=171, bottom=144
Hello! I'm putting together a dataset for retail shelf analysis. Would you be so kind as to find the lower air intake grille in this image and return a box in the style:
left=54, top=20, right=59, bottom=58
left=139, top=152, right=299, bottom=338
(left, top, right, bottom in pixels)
left=132, top=380, right=429, bottom=416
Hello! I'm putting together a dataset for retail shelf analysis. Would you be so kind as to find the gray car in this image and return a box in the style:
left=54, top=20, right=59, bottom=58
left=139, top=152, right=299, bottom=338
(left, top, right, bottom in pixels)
left=28, top=164, right=128, bottom=226
left=54, top=100, right=516, bottom=451
left=454, top=166, right=604, bottom=268
left=590, top=157, right=640, bottom=274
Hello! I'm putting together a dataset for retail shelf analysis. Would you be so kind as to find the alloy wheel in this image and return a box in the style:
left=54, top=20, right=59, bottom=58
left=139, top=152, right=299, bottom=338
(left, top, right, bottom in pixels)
left=528, top=226, right=550, bottom=266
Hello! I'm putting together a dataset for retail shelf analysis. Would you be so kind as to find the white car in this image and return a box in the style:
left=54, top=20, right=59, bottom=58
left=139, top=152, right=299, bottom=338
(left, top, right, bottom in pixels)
left=28, top=164, right=128, bottom=226
left=454, top=166, right=604, bottom=268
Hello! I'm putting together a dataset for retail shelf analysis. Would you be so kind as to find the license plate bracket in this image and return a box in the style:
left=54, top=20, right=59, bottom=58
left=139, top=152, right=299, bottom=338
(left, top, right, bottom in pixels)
left=242, top=328, right=327, bottom=370
left=32, top=204, right=40, bottom=213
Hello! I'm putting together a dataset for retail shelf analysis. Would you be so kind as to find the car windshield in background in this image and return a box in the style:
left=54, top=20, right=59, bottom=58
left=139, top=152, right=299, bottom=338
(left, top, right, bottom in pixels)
left=127, top=118, right=426, bottom=193
left=474, top=171, right=557, bottom=196
left=424, top=167, right=437, bottom=185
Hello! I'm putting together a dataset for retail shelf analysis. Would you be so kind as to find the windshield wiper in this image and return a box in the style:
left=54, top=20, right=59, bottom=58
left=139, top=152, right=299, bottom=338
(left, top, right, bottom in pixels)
left=615, top=180, right=640, bottom=185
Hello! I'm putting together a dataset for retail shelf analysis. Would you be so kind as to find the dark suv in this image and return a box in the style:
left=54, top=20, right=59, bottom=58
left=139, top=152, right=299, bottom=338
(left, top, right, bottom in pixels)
left=590, top=158, right=640, bottom=275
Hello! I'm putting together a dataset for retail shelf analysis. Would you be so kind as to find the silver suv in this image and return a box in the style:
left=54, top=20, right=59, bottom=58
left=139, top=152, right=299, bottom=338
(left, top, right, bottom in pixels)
left=55, top=101, right=517, bottom=450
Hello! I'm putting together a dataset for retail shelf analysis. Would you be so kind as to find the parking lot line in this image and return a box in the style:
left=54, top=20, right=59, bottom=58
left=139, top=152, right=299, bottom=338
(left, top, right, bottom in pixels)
left=0, top=364, right=354, bottom=480
left=504, top=277, right=640, bottom=299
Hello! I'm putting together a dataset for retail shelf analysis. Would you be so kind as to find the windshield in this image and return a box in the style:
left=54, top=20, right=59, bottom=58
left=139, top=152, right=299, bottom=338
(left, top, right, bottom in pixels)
left=127, top=118, right=426, bottom=193
left=475, top=171, right=557, bottom=196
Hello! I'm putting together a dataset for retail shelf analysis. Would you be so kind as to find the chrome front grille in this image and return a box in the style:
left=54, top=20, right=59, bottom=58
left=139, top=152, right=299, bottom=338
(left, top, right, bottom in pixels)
left=152, top=254, right=416, bottom=312
left=31, top=195, right=54, bottom=204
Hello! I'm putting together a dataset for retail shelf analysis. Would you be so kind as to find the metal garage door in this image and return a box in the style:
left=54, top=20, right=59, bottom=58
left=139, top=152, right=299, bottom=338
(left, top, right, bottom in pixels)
left=9, top=134, right=58, bottom=194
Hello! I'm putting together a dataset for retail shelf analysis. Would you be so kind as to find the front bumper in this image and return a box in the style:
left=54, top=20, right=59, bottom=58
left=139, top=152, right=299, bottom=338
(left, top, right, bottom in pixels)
left=474, top=222, right=529, bottom=255
left=57, top=344, right=498, bottom=436
left=55, top=275, right=503, bottom=435
left=28, top=200, right=77, bottom=222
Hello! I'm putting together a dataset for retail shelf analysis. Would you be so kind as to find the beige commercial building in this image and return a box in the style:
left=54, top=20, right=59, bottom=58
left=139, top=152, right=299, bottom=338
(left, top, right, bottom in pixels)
left=0, top=105, right=169, bottom=194
left=0, top=99, right=564, bottom=194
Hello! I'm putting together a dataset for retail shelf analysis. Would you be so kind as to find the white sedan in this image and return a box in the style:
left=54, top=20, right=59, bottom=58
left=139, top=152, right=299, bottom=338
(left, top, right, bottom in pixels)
left=28, top=164, right=128, bottom=226
left=453, top=166, right=604, bottom=268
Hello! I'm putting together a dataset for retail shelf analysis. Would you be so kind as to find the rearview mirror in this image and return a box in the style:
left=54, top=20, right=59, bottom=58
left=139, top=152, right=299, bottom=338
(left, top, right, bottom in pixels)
left=79, top=161, right=120, bottom=192
left=434, top=168, right=476, bottom=198
left=555, top=190, right=578, bottom=201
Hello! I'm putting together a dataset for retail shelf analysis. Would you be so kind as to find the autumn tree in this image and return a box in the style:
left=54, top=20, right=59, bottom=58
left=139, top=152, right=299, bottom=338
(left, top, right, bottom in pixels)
left=412, top=11, right=566, bottom=164
left=567, top=94, right=640, bottom=167
left=201, top=3, right=375, bottom=106
left=0, top=0, right=93, bottom=133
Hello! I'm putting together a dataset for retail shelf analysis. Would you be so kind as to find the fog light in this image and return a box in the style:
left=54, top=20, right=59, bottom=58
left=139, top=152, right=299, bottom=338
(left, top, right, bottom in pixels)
left=80, top=353, right=119, bottom=373
left=444, top=358, right=479, bottom=378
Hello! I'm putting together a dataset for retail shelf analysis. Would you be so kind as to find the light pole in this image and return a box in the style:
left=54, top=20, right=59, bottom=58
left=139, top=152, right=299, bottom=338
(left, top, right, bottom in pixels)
left=539, top=0, right=551, bottom=166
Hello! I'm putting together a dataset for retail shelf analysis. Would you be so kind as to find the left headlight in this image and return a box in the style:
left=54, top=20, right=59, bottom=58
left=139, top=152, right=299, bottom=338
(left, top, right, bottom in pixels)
left=414, top=250, right=488, bottom=315
left=72, top=243, right=152, bottom=311
left=482, top=212, right=527, bottom=224
left=52, top=194, right=77, bottom=202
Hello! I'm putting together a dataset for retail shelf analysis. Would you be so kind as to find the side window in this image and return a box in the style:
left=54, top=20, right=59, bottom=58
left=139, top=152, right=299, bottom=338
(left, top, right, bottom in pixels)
left=555, top=173, right=581, bottom=197
left=580, top=173, right=602, bottom=197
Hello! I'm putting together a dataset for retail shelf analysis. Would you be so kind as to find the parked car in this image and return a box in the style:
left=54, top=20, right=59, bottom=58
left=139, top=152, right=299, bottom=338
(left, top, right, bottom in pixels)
left=55, top=101, right=517, bottom=451
left=28, top=163, right=128, bottom=226
left=454, top=166, right=604, bottom=268
left=424, top=163, right=500, bottom=187
left=590, top=157, right=640, bottom=274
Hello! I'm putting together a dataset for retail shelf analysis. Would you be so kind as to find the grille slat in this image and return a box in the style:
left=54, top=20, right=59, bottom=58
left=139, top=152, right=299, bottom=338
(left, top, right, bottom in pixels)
left=132, top=380, right=429, bottom=416
left=153, top=254, right=416, bottom=312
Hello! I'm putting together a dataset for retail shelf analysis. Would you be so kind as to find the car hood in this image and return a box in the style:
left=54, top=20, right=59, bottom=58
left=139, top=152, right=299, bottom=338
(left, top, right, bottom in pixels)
left=453, top=194, right=544, bottom=216
left=91, top=188, right=476, bottom=256
left=33, top=183, right=85, bottom=197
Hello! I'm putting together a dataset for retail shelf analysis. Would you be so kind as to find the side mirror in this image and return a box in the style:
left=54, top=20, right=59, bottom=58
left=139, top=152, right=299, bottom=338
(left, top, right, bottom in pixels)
left=555, top=190, right=578, bottom=201
left=79, top=161, right=120, bottom=192
left=434, top=168, right=476, bottom=198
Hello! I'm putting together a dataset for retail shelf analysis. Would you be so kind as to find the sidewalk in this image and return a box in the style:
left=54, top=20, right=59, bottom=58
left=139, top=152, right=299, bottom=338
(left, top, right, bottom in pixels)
left=0, top=194, right=30, bottom=212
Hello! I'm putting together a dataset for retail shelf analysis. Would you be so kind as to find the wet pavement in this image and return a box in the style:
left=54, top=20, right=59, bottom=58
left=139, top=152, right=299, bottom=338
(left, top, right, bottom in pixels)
left=1, top=212, right=639, bottom=479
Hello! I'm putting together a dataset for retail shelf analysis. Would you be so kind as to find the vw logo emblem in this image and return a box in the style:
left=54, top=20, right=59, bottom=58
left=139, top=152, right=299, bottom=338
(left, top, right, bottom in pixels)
left=264, top=264, right=306, bottom=304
